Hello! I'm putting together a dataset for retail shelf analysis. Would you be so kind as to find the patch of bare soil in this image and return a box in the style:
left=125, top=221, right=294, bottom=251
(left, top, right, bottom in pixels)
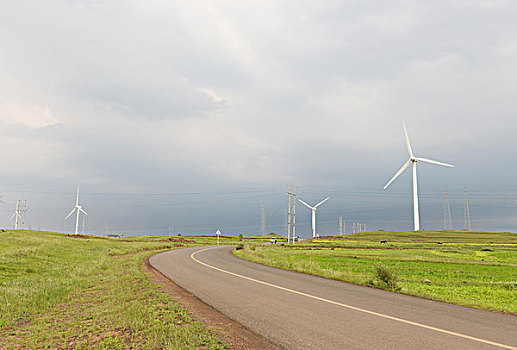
left=143, top=257, right=282, bottom=350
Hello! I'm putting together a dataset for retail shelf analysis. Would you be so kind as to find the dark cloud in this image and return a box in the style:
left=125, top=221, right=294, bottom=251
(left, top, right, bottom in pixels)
left=1, top=1, right=517, bottom=234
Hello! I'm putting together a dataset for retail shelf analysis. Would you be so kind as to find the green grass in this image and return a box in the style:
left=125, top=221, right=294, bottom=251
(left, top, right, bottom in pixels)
left=234, top=230, right=517, bottom=314
left=0, top=230, right=265, bottom=349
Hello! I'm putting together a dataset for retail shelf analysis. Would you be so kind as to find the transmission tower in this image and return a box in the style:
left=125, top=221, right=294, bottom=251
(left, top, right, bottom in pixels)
left=287, top=185, right=291, bottom=243
left=464, top=187, right=471, bottom=231
left=260, top=200, right=266, bottom=235
left=443, top=186, right=452, bottom=230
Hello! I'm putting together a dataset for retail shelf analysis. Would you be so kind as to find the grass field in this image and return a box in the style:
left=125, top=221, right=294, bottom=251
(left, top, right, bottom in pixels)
left=234, top=230, right=517, bottom=314
left=0, top=230, right=261, bottom=349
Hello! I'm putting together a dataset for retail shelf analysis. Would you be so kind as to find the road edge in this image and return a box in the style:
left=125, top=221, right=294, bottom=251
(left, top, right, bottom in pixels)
left=143, top=252, right=283, bottom=350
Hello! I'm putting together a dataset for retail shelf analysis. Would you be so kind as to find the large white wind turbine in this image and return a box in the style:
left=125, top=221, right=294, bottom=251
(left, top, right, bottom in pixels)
left=384, top=123, right=454, bottom=231
left=65, top=187, right=88, bottom=235
left=298, top=197, right=330, bottom=238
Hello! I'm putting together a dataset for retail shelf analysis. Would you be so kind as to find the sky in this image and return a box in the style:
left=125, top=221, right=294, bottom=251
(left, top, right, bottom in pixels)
left=0, top=0, right=517, bottom=236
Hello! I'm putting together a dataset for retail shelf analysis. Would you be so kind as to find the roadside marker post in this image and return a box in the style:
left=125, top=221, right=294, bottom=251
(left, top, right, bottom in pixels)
left=216, top=229, right=221, bottom=246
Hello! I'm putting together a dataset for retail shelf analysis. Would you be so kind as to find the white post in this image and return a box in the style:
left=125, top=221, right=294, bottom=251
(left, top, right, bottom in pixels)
left=412, top=161, right=420, bottom=231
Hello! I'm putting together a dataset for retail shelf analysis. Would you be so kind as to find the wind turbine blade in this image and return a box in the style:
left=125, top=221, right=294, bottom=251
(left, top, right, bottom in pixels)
left=314, top=197, right=330, bottom=208
left=9, top=212, right=15, bottom=220
left=415, top=157, right=454, bottom=168
left=76, top=187, right=80, bottom=206
left=80, top=208, right=88, bottom=215
left=298, top=198, right=314, bottom=209
left=403, top=122, right=414, bottom=158
left=65, top=208, right=76, bottom=220
left=384, top=159, right=411, bottom=190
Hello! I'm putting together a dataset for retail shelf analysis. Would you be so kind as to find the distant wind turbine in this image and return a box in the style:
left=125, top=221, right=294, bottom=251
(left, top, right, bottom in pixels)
left=384, top=122, right=454, bottom=231
left=65, top=187, right=88, bottom=235
left=298, top=197, right=330, bottom=238
left=10, top=200, right=21, bottom=229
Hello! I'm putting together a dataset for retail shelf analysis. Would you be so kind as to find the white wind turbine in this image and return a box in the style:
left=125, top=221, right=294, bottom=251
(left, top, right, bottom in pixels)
left=10, top=200, right=21, bottom=229
left=65, top=187, right=88, bottom=234
left=384, top=122, right=454, bottom=231
left=298, top=197, right=330, bottom=238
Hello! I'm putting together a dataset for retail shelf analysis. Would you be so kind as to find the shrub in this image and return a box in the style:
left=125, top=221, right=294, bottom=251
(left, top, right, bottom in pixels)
left=235, top=243, right=244, bottom=250
left=374, top=262, right=398, bottom=290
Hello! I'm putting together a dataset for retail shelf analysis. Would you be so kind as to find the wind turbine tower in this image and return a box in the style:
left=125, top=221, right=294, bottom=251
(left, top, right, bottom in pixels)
left=464, top=187, right=472, bottom=231
left=11, top=200, right=21, bottom=229
left=444, top=186, right=452, bottom=230
left=298, top=197, right=330, bottom=238
left=65, top=187, right=88, bottom=235
left=384, top=122, right=454, bottom=231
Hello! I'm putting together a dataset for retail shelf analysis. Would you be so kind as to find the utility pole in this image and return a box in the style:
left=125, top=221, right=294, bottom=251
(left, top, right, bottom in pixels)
left=464, top=187, right=471, bottom=231
left=292, top=186, right=296, bottom=243
left=22, top=200, right=27, bottom=228
left=260, top=200, right=266, bottom=235
left=287, top=185, right=292, bottom=244
left=339, top=216, right=343, bottom=235
left=284, top=208, right=288, bottom=239
left=444, top=185, right=452, bottom=230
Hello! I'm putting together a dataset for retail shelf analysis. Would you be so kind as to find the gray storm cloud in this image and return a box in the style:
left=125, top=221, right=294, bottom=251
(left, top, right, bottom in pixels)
left=0, top=1, right=516, bottom=235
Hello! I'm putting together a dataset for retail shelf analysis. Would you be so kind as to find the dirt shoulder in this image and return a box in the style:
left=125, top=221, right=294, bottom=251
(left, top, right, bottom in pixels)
left=144, top=256, right=282, bottom=350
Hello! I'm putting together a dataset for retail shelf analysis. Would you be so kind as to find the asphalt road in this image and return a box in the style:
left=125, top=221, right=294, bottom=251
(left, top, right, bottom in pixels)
left=150, top=246, right=517, bottom=350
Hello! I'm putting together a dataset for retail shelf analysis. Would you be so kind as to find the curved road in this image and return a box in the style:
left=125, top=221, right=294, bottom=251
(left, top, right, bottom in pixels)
left=150, top=246, right=517, bottom=350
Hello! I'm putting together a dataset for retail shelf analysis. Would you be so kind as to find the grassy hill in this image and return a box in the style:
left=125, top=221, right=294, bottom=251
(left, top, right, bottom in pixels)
left=234, top=230, right=517, bottom=314
left=0, top=230, right=234, bottom=349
